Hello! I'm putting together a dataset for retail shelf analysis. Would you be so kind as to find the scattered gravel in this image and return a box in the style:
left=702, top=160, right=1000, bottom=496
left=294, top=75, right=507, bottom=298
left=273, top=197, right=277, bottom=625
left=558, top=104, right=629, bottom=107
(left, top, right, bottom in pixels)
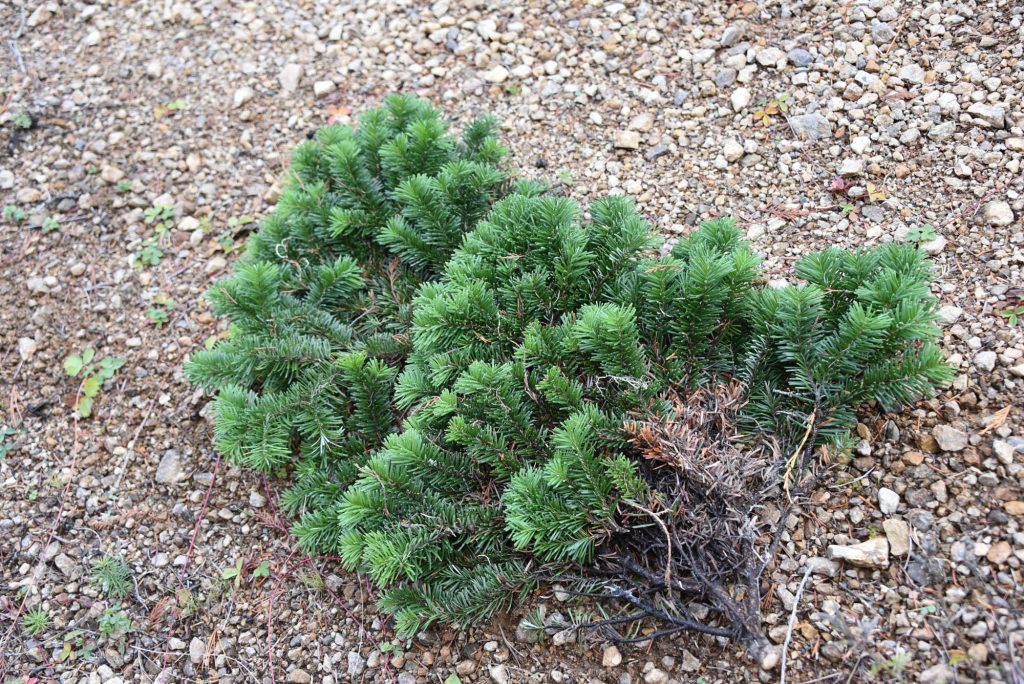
left=2, top=0, right=1022, bottom=682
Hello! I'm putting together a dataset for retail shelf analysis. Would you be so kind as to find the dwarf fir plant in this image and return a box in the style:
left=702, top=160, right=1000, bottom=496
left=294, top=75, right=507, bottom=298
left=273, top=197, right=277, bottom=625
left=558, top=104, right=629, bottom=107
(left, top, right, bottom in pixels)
left=295, top=193, right=949, bottom=652
left=187, top=95, right=951, bottom=656
left=186, top=95, right=522, bottom=514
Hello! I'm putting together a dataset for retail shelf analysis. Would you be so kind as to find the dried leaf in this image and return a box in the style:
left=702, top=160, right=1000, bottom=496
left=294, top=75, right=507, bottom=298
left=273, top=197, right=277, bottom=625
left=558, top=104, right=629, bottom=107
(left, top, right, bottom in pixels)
left=979, top=405, right=1011, bottom=435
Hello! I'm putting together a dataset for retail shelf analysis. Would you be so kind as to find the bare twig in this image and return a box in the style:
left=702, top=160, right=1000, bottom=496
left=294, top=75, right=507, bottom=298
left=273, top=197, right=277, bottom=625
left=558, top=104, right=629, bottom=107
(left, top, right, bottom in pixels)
left=780, top=565, right=814, bottom=684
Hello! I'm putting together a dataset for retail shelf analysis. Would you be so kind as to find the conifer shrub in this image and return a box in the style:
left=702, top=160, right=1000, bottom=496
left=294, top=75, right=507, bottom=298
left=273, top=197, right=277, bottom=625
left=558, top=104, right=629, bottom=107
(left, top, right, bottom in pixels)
left=187, top=96, right=951, bottom=658
left=185, top=95, right=527, bottom=515
left=293, top=192, right=950, bottom=655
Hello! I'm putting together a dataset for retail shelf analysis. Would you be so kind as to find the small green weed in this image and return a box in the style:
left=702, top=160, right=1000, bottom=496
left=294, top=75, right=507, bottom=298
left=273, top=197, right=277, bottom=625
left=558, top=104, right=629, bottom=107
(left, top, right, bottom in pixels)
left=1001, top=305, right=1024, bottom=327
left=63, top=348, right=126, bottom=418
left=91, top=555, right=132, bottom=598
left=98, top=604, right=133, bottom=639
left=3, top=205, right=26, bottom=223
left=905, top=224, right=937, bottom=244
left=12, top=110, right=32, bottom=129
left=22, top=607, right=50, bottom=636
left=117, top=180, right=133, bottom=193
left=221, top=558, right=244, bottom=590
left=0, top=426, right=19, bottom=459
left=147, top=294, right=176, bottom=328
left=41, top=217, right=59, bottom=234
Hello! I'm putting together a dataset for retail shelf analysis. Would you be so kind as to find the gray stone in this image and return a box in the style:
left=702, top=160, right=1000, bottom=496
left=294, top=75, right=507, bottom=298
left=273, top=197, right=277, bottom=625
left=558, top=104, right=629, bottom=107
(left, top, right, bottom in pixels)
left=967, top=103, right=1005, bottom=129
left=788, top=113, right=832, bottom=141
left=918, top=664, right=955, bottom=684
left=720, top=24, right=745, bottom=47
left=839, top=158, right=864, bottom=176
left=348, top=651, right=368, bottom=675
left=54, top=553, right=76, bottom=577
left=932, top=425, right=968, bottom=452
left=899, top=63, right=925, bottom=84
left=993, top=439, right=1017, bottom=465
left=871, top=21, right=895, bottom=43
left=806, top=556, right=840, bottom=577
left=827, top=537, right=889, bottom=568
left=313, top=80, right=336, bottom=97
left=189, top=637, right=206, bottom=664
left=974, top=351, right=997, bottom=372
left=155, top=450, right=183, bottom=484
left=787, top=48, right=812, bottom=68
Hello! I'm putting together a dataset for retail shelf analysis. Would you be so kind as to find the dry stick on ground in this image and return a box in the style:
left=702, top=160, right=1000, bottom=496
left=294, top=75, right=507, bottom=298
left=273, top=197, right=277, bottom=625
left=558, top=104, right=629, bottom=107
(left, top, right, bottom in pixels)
left=779, top=565, right=814, bottom=684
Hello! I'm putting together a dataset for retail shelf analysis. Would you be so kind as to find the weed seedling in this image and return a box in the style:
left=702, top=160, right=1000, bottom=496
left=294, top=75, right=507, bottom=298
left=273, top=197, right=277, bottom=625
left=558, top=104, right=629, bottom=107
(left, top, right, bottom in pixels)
left=64, top=348, right=126, bottom=418
left=905, top=224, right=937, bottom=245
left=98, top=605, right=133, bottom=639
left=0, top=425, right=19, bottom=459
left=147, top=294, right=176, bottom=328
left=23, top=607, right=50, bottom=636
left=91, top=555, right=132, bottom=598
left=41, top=217, right=59, bottom=234
left=3, top=205, right=26, bottom=223
left=1001, top=305, right=1024, bottom=327
left=221, top=558, right=244, bottom=591
left=117, top=180, right=133, bottom=193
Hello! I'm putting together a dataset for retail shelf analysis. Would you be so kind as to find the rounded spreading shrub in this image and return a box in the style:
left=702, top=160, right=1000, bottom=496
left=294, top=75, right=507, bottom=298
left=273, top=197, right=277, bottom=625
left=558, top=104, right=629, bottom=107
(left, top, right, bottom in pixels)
left=189, top=96, right=951, bottom=655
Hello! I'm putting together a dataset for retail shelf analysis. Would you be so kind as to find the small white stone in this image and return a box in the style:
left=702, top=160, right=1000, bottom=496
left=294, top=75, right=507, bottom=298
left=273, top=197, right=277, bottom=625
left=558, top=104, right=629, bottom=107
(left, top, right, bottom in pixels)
left=839, top=158, right=864, bottom=176
left=313, top=80, right=336, bottom=98
left=233, top=86, right=255, bottom=108
left=851, top=136, right=870, bottom=154
left=981, top=201, right=1013, bottom=227
left=278, top=63, right=303, bottom=92
left=482, top=65, right=509, bottom=83
left=730, top=87, right=751, bottom=112
left=878, top=487, right=900, bottom=515
left=723, top=139, right=744, bottom=163
left=827, top=537, right=889, bottom=568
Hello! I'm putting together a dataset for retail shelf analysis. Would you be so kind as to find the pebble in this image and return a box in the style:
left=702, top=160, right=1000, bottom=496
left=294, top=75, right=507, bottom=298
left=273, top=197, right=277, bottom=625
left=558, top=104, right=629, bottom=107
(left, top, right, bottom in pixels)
left=730, top=87, right=751, bottom=112
left=233, top=86, right=254, bottom=108
left=488, top=664, right=509, bottom=684
left=17, top=337, right=37, bottom=361
left=628, top=112, right=654, bottom=132
left=602, top=645, right=622, bottom=667
left=932, top=425, right=968, bottom=452
left=755, top=47, right=785, bottom=68
left=918, top=664, right=955, bottom=684
left=348, top=651, right=366, bottom=677
left=0, top=169, right=13, bottom=189
left=974, top=351, right=997, bottom=373
left=850, top=136, right=870, bottom=155
left=981, top=201, right=1014, bottom=227
left=482, top=65, right=509, bottom=83
left=155, top=450, right=183, bottom=484
left=787, top=48, right=812, bottom=68
left=287, top=669, right=312, bottom=684
left=614, top=131, right=641, bottom=150
left=189, top=637, right=206, bottom=664
left=206, top=256, right=228, bottom=274
left=827, top=537, right=889, bottom=568
left=788, top=113, right=832, bottom=141
left=883, top=519, right=911, bottom=556
left=877, top=488, right=899, bottom=515
left=966, top=103, right=1005, bottom=129
left=723, top=139, right=744, bottom=163
left=839, top=159, right=864, bottom=176
left=313, top=80, right=336, bottom=98
left=986, top=541, right=1012, bottom=565
left=898, top=63, right=925, bottom=84
left=278, top=63, right=302, bottom=92
left=720, top=23, right=745, bottom=47
left=643, top=668, right=669, bottom=684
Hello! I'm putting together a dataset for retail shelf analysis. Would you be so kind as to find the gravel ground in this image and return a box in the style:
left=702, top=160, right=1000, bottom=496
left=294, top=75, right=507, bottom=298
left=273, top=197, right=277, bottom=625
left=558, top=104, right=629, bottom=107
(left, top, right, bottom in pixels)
left=2, top=0, right=1023, bottom=682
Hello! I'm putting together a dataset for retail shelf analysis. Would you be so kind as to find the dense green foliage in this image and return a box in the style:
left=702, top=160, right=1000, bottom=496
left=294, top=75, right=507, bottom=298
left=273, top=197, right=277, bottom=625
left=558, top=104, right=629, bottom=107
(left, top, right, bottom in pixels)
left=189, top=97, right=951, bottom=645
left=293, top=193, right=950, bottom=636
left=185, top=95, right=521, bottom=513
